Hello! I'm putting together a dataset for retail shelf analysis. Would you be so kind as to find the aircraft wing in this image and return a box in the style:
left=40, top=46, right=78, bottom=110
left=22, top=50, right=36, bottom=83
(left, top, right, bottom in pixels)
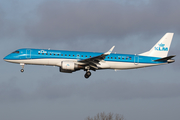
left=78, top=46, right=115, bottom=69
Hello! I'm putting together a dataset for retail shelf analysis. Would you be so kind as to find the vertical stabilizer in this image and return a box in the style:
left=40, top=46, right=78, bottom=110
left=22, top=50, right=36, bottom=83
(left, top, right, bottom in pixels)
left=139, top=33, right=174, bottom=58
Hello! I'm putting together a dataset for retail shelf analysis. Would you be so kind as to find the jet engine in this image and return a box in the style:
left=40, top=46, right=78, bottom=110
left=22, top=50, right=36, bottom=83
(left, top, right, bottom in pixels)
left=59, top=61, right=83, bottom=73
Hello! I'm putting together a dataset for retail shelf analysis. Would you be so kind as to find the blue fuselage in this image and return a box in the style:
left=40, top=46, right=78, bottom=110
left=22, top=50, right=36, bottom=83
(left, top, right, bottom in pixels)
left=4, top=48, right=165, bottom=64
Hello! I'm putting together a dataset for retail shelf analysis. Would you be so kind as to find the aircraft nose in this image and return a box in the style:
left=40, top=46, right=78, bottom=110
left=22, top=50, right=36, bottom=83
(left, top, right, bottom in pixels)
left=3, top=54, right=11, bottom=61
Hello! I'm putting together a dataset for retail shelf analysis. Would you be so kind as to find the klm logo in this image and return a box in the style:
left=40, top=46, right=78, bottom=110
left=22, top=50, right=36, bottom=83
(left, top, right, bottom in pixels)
left=154, top=43, right=168, bottom=51
left=38, top=50, right=47, bottom=53
left=66, top=64, right=70, bottom=66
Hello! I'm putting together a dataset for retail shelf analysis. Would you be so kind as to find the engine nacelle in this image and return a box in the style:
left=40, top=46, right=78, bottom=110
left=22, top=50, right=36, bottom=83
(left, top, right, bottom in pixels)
left=60, top=68, right=74, bottom=73
left=60, top=61, right=83, bottom=73
left=61, top=61, right=76, bottom=71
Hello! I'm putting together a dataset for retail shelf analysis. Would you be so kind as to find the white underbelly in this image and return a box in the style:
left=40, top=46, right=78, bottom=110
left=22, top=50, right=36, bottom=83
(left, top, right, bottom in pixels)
left=5, top=59, right=78, bottom=66
left=103, top=61, right=165, bottom=70
left=5, top=59, right=166, bottom=70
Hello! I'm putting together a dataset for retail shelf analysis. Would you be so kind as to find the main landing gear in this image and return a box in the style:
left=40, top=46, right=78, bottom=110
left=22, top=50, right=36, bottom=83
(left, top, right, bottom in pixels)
left=20, top=63, right=25, bottom=73
left=84, top=71, right=91, bottom=78
left=84, top=66, right=92, bottom=79
left=84, top=71, right=91, bottom=79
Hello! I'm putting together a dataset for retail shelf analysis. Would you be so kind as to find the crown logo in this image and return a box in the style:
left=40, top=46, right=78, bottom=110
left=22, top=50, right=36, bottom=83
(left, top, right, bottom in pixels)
left=158, top=43, right=165, bottom=47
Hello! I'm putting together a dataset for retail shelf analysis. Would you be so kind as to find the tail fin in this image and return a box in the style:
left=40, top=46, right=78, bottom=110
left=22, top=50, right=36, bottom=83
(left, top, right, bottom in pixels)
left=140, top=33, right=174, bottom=58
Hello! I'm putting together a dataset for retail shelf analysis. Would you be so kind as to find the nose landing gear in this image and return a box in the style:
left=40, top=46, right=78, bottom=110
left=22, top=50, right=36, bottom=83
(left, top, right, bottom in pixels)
left=20, top=63, right=25, bottom=73
left=84, top=71, right=91, bottom=79
left=20, top=69, right=24, bottom=72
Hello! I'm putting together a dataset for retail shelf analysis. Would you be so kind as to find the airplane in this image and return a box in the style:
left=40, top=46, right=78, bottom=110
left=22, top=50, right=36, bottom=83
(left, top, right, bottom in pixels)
left=3, top=33, right=175, bottom=78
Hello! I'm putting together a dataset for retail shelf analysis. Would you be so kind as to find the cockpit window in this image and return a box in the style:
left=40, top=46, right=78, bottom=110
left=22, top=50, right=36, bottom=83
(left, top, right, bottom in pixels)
left=12, top=51, right=19, bottom=54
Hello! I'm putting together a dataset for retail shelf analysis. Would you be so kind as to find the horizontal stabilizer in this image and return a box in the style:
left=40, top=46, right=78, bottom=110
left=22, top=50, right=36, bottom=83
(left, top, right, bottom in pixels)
left=154, top=55, right=176, bottom=61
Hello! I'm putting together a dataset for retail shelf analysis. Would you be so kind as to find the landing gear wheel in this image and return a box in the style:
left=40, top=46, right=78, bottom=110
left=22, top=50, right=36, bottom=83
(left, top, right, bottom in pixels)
left=20, top=69, right=24, bottom=73
left=84, top=74, right=89, bottom=78
left=86, top=71, right=91, bottom=76
left=84, top=71, right=91, bottom=79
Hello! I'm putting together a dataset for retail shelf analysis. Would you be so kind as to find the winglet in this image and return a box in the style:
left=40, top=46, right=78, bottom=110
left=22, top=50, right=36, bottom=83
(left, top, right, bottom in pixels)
left=104, top=46, right=115, bottom=55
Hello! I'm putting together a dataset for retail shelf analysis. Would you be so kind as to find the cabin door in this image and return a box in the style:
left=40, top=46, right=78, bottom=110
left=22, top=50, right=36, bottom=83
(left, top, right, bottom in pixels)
left=134, top=55, right=139, bottom=65
left=26, top=49, right=31, bottom=59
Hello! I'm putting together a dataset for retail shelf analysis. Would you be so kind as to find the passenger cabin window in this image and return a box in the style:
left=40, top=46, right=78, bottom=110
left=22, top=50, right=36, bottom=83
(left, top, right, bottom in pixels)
left=46, top=53, right=48, bottom=55
left=38, top=53, right=40, bottom=55
left=42, top=53, right=44, bottom=55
